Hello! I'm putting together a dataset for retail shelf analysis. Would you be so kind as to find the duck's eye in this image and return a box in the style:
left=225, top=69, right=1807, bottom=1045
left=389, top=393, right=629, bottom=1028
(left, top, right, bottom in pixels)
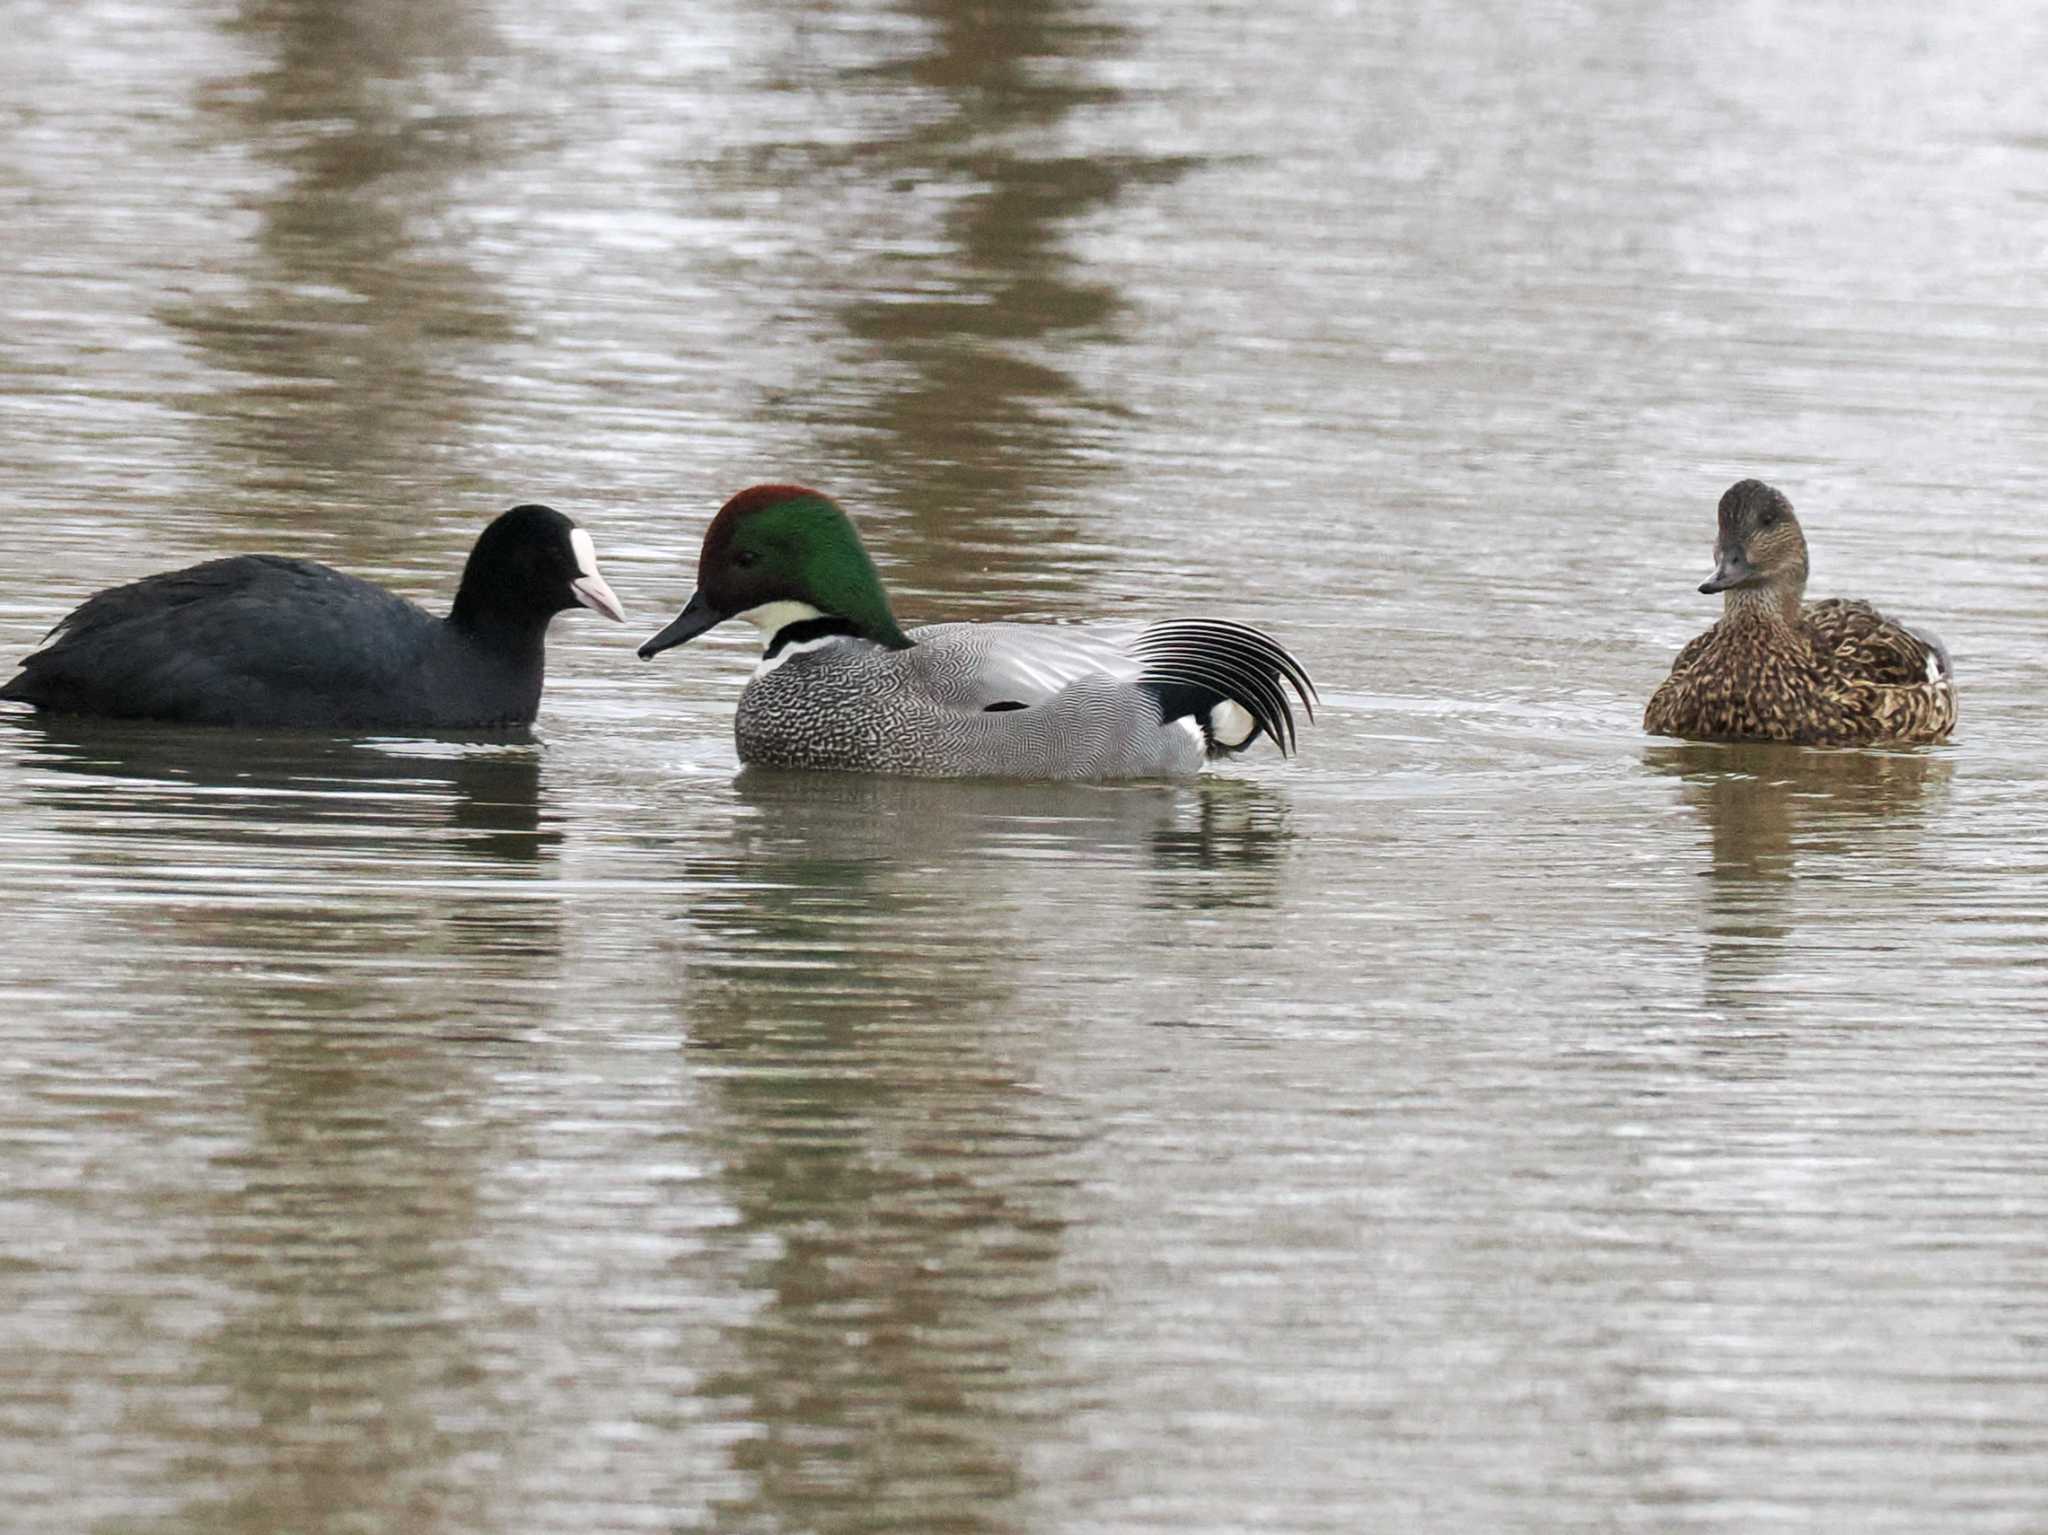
left=734, top=549, right=759, bottom=569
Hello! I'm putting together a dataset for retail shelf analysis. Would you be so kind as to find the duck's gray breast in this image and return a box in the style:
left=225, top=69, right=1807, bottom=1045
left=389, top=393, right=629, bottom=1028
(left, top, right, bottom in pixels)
left=735, top=645, right=926, bottom=772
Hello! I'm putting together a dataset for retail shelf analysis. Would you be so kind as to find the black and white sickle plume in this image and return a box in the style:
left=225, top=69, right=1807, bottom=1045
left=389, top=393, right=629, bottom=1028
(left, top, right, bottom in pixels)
left=1130, top=619, right=1319, bottom=756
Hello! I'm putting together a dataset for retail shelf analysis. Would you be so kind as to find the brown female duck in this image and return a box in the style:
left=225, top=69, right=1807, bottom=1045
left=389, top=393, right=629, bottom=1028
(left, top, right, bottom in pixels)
left=1644, top=479, right=1956, bottom=745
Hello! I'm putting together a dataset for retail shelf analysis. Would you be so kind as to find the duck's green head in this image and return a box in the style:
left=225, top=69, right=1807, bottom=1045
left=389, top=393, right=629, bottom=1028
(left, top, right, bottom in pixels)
left=638, top=485, right=911, bottom=658
left=1699, top=479, right=1809, bottom=599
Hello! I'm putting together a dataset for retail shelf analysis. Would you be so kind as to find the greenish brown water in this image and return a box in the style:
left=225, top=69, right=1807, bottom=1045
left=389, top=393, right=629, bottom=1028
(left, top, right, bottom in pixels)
left=3, top=1, right=2047, bottom=1531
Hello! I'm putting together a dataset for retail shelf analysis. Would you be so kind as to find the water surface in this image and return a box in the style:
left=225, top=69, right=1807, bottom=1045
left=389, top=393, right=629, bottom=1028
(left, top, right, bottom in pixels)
left=3, top=1, right=2047, bottom=1530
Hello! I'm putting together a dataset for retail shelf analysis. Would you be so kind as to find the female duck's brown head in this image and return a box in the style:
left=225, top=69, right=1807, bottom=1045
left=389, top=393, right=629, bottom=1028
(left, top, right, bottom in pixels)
left=1699, top=479, right=1809, bottom=608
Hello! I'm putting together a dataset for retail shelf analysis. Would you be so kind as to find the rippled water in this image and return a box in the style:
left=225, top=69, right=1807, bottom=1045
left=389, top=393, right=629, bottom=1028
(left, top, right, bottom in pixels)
left=3, top=1, right=2047, bottom=1530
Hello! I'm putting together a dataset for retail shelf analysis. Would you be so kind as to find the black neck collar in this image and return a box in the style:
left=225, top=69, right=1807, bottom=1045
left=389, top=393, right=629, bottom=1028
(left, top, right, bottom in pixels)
left=764, top=615, right=862, bottom=659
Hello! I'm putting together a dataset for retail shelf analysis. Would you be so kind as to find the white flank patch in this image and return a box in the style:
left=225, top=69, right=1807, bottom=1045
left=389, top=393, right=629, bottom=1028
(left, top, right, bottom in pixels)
left=1176, top=716, right=1207, bottom=750
left=1925, top=652, right=1943, bottom=683
left=1209, top=699, right=1257, bottom=749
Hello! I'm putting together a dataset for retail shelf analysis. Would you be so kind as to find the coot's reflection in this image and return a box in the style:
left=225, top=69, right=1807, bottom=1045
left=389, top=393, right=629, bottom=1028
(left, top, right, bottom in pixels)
left=11, top=716, right=553, bottom=864
left=7, top=714, right=564, bottom=1535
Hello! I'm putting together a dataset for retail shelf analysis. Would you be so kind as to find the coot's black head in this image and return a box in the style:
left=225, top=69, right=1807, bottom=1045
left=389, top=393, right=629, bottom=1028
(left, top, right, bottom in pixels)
left=1699, top=478, right=1808, bottom=597
left=451, top=504, right=625, bottom=636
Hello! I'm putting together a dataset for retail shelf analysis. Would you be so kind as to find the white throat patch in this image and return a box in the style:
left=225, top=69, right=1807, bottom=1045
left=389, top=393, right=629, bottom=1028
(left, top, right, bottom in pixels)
left=738, top=599, right=828, bottom=641
left=738, top=600, right=833, bottom=677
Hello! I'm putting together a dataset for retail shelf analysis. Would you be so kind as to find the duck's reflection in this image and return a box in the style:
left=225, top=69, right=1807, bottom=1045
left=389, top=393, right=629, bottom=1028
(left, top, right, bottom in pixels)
left=680, top=768, right=1213, bottom=1025
left=678, top=765, right=1293, bottom=1529
left=705, top=767, right=1294, bottom=914
left=679, top=773, right=1066, bottom=1528
left=1144, top=777, right=1295, bottom=913
left=729, top=763, right=1183, bottom=858
left=1646, top=742, right=1951, bottom=1009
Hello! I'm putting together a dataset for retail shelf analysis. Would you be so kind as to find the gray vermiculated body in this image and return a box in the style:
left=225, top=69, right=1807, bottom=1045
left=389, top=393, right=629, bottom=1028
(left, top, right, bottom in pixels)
left=734, top=623, right=1208, bottom=780
left=1, top=556, right=544, bottom=728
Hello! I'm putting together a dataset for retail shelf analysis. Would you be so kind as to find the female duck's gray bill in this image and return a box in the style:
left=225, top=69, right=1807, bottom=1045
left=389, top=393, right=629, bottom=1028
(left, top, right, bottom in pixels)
left=1699, top=548, right=1756, bottom=594
left=637, top=591, right=728, bottom=659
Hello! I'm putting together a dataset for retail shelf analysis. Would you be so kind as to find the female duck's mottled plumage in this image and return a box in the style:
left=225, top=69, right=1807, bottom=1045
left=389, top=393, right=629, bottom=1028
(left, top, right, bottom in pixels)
left=639, top=485, right=1317, bottom=780
left=1644, top=479, right=1956, bottom=746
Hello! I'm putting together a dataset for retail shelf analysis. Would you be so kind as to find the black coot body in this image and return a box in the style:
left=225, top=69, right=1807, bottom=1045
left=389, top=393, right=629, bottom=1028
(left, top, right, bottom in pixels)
left=0, top=504, right=624, bottom=728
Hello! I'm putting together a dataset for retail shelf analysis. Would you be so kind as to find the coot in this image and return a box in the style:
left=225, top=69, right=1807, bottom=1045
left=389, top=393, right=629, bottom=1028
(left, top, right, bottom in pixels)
left=0, top=503, right=625, bottom=728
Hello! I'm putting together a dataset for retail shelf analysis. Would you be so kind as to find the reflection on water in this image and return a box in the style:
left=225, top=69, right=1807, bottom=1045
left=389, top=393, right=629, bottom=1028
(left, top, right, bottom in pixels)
left=2, top=723, right=564, bottom=1535
left=682, top=767, right=1251, bottom=1025
left=1143, top=777, right=1294, bottom=912
left=671, top=769, right=1295, bottom=1527
left=174, top=1001, right=506, bottom=1535
left=1647, top=742, right=1952, bottom=1008
left=1648, top=742, right=1952, bottom=875
left=16, top=719, right=554, bottom=864
left=807, top=0, right=1194, bottom=612
left=5, top=0, right=2048, bottom=1530
left=680, top=772, right=1098, bottom=1530
left=166, top=0, right=511, bottom=520
left=11, top=718, right=563, bottom=1006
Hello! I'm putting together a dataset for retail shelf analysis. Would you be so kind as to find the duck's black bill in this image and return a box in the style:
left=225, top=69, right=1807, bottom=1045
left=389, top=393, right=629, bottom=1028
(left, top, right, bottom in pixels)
left=637, top=591, right=727, bottom=659
left=1698, top=549, right=1756, bottom=594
